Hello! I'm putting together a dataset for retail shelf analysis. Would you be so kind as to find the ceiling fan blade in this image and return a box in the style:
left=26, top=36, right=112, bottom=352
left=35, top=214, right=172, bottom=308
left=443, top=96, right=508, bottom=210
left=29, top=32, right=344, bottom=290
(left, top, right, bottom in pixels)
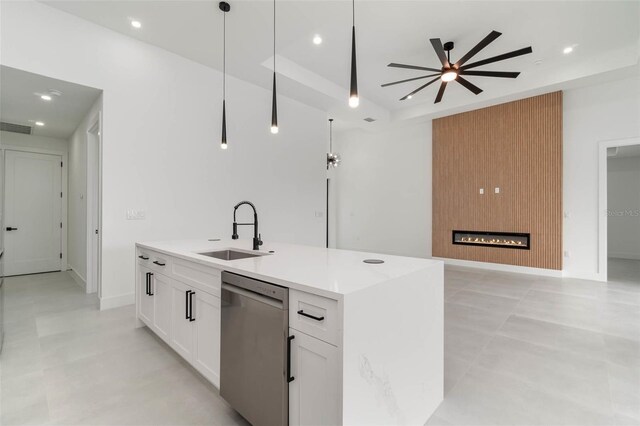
left=381, top=73, right=441, bottom=87
left=456, top=76, right=483, bottom=95
left=434, top=81, right=448, bottom=103
left=388, top=63, right=442, bottom=72
left=460, top=46, right=533, bottom=70
left=459, top=70, right=520, bottom=78
left=430, top=38, right=450, bottom=67
left=400, top=76, right=441, bottom=101
left=454, top=30, right=502, bottom=68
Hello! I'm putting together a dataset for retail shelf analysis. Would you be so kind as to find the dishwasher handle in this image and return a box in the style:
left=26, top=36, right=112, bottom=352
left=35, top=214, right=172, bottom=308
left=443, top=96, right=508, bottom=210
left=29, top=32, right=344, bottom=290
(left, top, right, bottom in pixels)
left=287, top=335, right=295, bottom=383
left=222, top=283, right=284, bottom=310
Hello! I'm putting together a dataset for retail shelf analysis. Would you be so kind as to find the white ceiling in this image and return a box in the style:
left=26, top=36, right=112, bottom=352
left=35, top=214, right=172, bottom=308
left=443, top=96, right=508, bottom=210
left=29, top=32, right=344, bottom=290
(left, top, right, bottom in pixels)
left=41, top=1, right=639, bottom=129
left=0, top=66, right=102, bottom=139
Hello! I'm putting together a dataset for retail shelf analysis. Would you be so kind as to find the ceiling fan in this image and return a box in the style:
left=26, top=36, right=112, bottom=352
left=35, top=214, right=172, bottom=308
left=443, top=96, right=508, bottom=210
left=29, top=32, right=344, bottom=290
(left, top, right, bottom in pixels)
left=382, top=31, right=533, bottom=103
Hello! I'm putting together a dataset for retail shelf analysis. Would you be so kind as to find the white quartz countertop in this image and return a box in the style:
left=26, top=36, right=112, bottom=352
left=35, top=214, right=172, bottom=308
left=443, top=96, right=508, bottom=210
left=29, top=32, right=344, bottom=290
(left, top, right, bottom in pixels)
left=136, top=239, right=442, bottom=299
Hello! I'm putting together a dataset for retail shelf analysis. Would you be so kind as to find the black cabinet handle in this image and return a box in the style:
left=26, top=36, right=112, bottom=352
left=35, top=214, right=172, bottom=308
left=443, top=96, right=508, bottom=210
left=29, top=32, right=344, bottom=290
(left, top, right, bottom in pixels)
left=287, top=335, right=295, bottom=383
left=6, top=227, right=17, bottom=231
left=297, top=310, right=324, bottom=321
left=138, top=255, right=149, bottom=260
left=153, top=261, right=165, bottom=266
left=148, top=273, right=154, bottom=296
left=185, top=290, right=191, bottom=319
left=145, top=272, right=153, bottom=296
left=145, top=272, right=149, bottom=295
left=189, top=291, right=195, bottom=322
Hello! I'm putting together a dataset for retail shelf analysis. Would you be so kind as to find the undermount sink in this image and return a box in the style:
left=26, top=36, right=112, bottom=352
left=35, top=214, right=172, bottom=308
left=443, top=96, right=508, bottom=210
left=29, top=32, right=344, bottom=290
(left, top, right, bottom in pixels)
left=198, top=249, right=267, bottom=261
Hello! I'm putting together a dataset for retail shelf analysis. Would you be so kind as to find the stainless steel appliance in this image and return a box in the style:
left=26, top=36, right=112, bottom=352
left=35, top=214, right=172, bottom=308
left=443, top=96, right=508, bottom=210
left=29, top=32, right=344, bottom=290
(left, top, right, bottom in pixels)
left=220, top=272, right=290, bottom=426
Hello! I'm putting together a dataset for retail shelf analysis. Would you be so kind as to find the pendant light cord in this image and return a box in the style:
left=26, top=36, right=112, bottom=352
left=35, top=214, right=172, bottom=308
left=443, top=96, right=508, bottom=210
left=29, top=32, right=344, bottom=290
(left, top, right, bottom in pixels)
left=223, top=10, right=226, bottom=101
left=329, top=120, right=333, bottom=152
left=273, top=0, right=276, bottom=72
left=352, top=0, right=355, bottom=26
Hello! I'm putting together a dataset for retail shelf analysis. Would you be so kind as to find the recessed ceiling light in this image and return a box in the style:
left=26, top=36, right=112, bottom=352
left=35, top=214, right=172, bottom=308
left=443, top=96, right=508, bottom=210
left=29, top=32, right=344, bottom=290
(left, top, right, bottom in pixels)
left=35, top=121, right=45, bottom=126
left=563, top=46, right=573, bottom=54
left=313, top=34, right=322, bottom=45
left=40, top=94, right=52, bottom=101
left=131, top=20, right=142, bottom=29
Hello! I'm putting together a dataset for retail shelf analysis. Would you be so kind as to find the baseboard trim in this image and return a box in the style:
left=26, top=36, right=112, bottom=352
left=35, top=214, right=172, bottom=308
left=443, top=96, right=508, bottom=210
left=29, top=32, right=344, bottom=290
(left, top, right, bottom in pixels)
left=608, top=252, right=640, bottom=261
left=99, top=293, right=134, bottom=311
left=67, top=267, right=86, bottom=290
left=434, top=257, right=563, bottom=278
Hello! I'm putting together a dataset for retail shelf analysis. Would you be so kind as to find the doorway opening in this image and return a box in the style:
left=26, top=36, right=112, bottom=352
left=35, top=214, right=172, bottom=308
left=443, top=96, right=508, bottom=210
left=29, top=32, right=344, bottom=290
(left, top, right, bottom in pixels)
left=0, top=66, right=103, bottom=297
left=599, top=138, right=640, bottom=285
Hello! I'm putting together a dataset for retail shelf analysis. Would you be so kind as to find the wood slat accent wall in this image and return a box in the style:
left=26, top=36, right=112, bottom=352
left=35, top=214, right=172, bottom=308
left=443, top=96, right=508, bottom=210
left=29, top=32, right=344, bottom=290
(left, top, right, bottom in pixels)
left=432, top=92, right=562, bottom=270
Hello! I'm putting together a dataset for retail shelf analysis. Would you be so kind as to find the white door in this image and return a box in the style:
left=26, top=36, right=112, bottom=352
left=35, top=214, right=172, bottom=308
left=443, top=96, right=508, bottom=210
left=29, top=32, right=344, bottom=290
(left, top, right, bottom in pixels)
left=137, top=266, right=154, bottom=326
left=152, top=273, right=172, bottom=343
left=192, top=291, right=221, bottom=387
left=4, top=150, right=62, bottom=276
left=289, top=331, right=340, bottom=426
left=171, top=281, right=195, bottom=361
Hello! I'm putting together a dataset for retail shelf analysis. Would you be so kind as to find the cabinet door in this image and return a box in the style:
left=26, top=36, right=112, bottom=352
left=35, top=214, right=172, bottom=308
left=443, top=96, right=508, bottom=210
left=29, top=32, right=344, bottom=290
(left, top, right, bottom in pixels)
left=137, top=266, right=154, bottom=326
left=289, top=331, right=340, bottom=426
left=192, top=291, right=221, bottom=387
left=170, top=281, right=195, bottom=362
left=152, top=273, right=172, bottom=343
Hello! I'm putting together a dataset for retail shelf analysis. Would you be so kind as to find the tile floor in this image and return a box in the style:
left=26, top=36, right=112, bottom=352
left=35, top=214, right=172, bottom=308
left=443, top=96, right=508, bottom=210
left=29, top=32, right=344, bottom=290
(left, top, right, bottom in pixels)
left=1, top=265, right=638, bottom=426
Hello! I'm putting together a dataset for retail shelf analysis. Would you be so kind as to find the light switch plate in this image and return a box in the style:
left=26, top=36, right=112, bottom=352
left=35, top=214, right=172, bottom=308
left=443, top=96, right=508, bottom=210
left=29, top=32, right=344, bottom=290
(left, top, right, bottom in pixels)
left=479, top=188, right=484, bottom=194
left=494, top=187, right=500, bottom=194
left=126, top=209, right=146, bottom=220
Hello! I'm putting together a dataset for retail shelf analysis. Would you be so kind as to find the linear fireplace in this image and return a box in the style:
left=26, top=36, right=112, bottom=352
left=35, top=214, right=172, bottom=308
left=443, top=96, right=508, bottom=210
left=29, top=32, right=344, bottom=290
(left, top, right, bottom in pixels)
left=452, top=230, right=530, bottom=250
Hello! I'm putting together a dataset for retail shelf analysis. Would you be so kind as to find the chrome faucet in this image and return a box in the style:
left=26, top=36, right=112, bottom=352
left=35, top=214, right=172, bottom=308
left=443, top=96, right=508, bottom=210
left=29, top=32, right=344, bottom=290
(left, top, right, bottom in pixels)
left=232, top=201, right=263, bottom=250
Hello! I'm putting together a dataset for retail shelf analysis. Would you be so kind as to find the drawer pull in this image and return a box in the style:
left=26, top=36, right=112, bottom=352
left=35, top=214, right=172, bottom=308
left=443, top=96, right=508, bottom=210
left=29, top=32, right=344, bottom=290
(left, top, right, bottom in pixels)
left=153, top=261, right=166, bottom=266
left=138, top=255, right=149, bottom=260
left=297, top=310, right=324, bottom=322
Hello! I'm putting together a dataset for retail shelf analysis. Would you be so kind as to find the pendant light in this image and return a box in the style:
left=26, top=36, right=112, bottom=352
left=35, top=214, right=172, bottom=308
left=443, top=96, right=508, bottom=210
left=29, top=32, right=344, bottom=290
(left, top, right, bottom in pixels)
left=270, top=0, right=279, bottom=134
left=349, top=0, right=359, bottom=108
left=219, top=1, right=230, bottom=149
left=327, top=119, right=341, bottom=169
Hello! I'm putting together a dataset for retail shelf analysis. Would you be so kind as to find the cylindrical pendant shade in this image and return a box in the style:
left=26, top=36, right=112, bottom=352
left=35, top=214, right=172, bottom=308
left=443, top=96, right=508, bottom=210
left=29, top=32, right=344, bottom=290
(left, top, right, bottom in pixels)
left=349, top=25, right=359, bottom=108
left=271, top=72, right=278, bottom=134
left=221, top=100, right=227, bottom=149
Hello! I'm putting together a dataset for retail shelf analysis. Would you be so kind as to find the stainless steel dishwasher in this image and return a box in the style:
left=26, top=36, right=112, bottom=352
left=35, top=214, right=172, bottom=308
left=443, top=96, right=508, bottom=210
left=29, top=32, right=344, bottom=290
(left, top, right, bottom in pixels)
left=220, top=271, right=290, bottom=426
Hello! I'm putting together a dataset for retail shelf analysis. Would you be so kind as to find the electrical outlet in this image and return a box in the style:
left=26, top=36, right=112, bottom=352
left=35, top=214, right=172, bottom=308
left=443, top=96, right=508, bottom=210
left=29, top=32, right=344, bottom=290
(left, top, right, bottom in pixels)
left=126, top=209, right=146, bottom=220
left=479, top=188, right=484, bottom=195
left=494, top=187, right=500, bottom=194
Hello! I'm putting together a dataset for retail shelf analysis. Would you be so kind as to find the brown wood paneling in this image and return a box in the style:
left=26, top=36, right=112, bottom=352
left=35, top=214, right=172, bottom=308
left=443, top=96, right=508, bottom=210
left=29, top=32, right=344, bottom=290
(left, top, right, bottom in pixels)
left=432, top=92, right=562, bottom=270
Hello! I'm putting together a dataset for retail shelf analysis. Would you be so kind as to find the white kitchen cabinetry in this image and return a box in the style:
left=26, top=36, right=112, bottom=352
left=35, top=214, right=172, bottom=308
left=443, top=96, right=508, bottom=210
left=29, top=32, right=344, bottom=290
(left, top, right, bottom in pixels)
left=136, top=248, right=221, bottom=388
left=170, top=280, right=195, bottom=361
left=151, top=272, right=172, bottom=343
left=192, top=290, right=221, bottom=386
left=137, top=265, right=154, bottom=325
left=288, top=330, right=340, bottom=426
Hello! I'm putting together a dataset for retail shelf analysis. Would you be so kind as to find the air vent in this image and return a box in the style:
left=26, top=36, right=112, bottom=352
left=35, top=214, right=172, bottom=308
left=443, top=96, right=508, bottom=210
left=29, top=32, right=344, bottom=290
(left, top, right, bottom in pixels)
left=1, top=122, right=32, bottom=135
left=363, top=117, right=376, bottom=122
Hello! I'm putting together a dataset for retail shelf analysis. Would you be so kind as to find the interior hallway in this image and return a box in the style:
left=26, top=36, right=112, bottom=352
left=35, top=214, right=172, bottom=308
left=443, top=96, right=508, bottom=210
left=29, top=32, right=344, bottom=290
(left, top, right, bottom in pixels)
left=1, top=268, right=639, bottom=425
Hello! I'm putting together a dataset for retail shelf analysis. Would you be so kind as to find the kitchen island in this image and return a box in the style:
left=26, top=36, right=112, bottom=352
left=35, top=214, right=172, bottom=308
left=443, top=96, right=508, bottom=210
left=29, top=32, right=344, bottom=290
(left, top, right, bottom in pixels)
left=135, top=239, right=443, bottom=425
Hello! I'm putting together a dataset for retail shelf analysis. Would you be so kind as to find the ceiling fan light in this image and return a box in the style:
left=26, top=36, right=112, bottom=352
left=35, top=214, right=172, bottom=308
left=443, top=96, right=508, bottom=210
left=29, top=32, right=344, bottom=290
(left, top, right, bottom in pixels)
left=441, top=70, right=457, bottom=82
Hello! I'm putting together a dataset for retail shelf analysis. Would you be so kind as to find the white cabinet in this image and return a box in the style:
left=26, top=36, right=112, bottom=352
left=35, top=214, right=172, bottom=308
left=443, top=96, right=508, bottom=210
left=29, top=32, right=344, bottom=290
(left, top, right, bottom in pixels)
left=192, top=291, right=221, bottom=387
left=170, top=280, right=195, bottom=361
left=151, top=272, right=172, bottom=343
left=289, top=330, right=340, bottom=426
left=137, top=265, right=154, bottom=326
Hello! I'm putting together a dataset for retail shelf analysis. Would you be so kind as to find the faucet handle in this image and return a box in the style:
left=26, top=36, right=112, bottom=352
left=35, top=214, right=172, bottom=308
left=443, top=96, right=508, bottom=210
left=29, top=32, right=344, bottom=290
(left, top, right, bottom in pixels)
left=258, top=233, right=263, bottom=246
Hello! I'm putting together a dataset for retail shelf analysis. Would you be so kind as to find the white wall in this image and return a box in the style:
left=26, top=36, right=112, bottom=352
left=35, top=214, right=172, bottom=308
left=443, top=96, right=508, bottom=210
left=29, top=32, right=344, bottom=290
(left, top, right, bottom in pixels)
left=607, top=155, right=640, bottom=260
left=1, top=2, right=327, bottom=309
left=0, top=131, right=68, bottom=154
left=333, top=121, right=432, bottom=258
left=67, top=96, right=102, bottom=283
left=563, top=75, right=640, bottom=280
left=332, top=75, right=640, bottom=280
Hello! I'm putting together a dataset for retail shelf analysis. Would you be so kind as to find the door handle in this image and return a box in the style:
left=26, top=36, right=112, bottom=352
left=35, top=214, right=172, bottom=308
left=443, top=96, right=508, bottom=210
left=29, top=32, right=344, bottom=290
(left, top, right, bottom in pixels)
left=189, top=291, right=195, bottom=322
left=297, top=310, right=325, bottom=321
left=287, top=335, right=295, bottom=383
left=185, top=290, right=191, bottom=320
left=5, top=227, right=17, bottom=231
